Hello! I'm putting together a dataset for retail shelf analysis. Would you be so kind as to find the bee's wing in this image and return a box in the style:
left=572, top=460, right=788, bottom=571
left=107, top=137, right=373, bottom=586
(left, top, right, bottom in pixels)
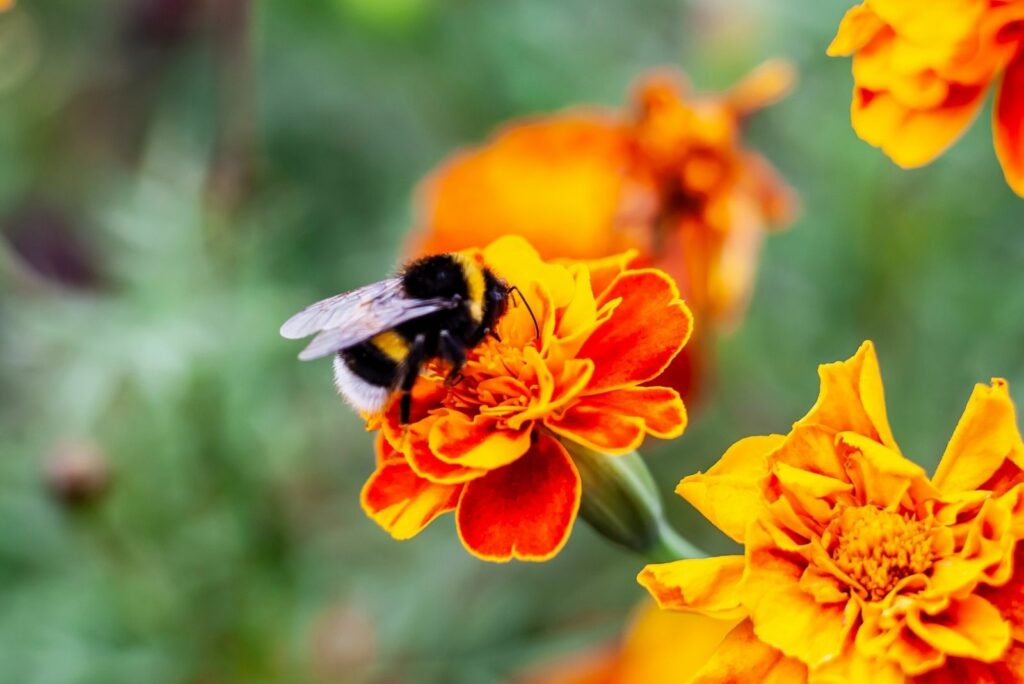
left=279, top=278, right=452, bottom=360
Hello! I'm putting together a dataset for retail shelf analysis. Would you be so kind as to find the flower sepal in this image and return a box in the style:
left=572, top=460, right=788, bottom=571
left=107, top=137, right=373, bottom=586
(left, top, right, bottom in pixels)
left=561, top=439, right=704, bottom=562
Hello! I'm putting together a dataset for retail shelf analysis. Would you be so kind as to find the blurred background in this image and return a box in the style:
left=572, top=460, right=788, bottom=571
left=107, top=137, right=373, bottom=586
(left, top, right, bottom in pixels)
left=1, top=1, right=1023, bottom=682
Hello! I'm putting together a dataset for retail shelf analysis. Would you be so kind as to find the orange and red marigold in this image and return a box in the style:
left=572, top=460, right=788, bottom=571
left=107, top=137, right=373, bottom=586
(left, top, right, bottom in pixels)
left=360, top=236, right=693, bottom=562
left=408, top=62, right=797, bottom=398
left=829, top=0, right=1024, bottom=196
left=640, top=341, right=1024, bottom=681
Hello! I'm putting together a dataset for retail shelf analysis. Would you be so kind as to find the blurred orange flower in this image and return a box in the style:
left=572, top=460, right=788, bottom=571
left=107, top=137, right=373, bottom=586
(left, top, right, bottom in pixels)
left=828, top=1, right=1024, bottom=196
left=362, top=236, right=692, bottom=562
left=410, top=62, right=797, bottom=397
left=0, top=0, right=13, bottom=11
left=521, top=601, right=740, bottom=684
left=639, top=341, right=1024, bottom=681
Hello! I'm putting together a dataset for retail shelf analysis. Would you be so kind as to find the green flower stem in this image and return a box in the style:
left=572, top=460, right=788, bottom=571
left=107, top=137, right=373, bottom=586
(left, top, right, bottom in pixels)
left=560, top=440, right=707, bottom=562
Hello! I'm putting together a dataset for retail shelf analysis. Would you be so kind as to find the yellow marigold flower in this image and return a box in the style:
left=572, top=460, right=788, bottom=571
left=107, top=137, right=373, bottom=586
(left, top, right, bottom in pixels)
left=362, top=236, right=692, bottom=562
left=639, top=341, right=1024, bottom=681
left=520, top=601, right=740, bottom=684
left=0, top=1, right=12, bottom=11
left=828, top=1, right=1024, bottom=196
left=409, top=62, right=797, bottom=398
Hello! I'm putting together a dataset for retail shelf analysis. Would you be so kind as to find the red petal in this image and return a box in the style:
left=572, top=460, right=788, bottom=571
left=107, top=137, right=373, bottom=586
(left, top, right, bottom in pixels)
left=574, top=386, right=687, bottom=439
left=361, top=460, right=463, bottom=540
left=545, top=405, right=646, bottom=454
left=579, top=269, right=693, bottom=392
left=995, top=52, right=1024, bottom=197
left=456, top=433, right=581, bottom=561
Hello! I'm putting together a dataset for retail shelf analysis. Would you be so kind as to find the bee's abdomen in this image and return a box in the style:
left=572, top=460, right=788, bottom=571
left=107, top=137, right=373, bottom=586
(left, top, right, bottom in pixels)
left=338, top=342, right=400, bottom=388
left=333, top=342, right=400, bottom=414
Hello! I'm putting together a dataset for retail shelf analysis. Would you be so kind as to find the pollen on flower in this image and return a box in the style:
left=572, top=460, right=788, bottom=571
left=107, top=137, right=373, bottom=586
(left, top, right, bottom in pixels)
left=825, top=506, right=935, bottom=602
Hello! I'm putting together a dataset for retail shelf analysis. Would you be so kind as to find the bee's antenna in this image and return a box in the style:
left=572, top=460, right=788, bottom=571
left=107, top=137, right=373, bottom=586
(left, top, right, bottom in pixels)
left=507, top=286, right=540, bottom=341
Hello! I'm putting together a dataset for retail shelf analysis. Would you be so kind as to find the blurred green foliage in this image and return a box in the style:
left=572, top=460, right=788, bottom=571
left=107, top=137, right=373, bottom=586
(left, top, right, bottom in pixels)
left=1, top=1, right=1023, bottom=682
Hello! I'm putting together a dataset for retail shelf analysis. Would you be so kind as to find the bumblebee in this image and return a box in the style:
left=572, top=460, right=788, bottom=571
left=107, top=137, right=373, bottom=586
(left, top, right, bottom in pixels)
left=281, top=253, right=534, bottom=424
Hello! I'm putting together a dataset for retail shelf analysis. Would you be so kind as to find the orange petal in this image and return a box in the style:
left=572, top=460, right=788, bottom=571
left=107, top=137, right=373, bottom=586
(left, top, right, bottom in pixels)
left=360, top=460, right=463, bottom=540
left=568, top=386, right=687, bottom=439
left=689, top=619, right=809, bottom=683
left=637, top=555, right=747, bottom=619
left=580, top=250, right=640, bottom=300
left=810, top=646, right=908, bottom=684
left=826, top=3, right=884, bottom=56
left=851, top=85, right=988, bottom=168
left=456, top=433, right=581, bottom=561
left=933, top=379, right=1024, bottom=496
left=906, top=595, right=1012, bottom=663
left=375, top=433, right=403, bottom=467
left=579, top=269, right=693, bottom=392
left=743, top=520, right=852, bottom=668
left=978, top=543, right=1024, bottom=642
left=799, top=340, right=898, bottom=450
left=614, top=601, right=741, bottom=684
left=914, top=642, right=1024, bottom=684
left=413, top=116, right=635, bottom=261
left=429, top=412, right=532, bottom=470
left=995, top=52, right=1024, bottom=197
left=725, top=58, right=797, bottom=117
left=676, top=434, right=784, bottom=543
left=406, top=423, right=486, bottom=483
left=545, top=405, right=646, bottom=455
left=838, top=431, right=938, bottom=507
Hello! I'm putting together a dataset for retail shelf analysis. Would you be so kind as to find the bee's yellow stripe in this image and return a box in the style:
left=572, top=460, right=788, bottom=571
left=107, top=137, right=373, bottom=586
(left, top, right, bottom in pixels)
left=451, top=253, right=485, bottom=322
left=370, top=330, right=411, bottom=363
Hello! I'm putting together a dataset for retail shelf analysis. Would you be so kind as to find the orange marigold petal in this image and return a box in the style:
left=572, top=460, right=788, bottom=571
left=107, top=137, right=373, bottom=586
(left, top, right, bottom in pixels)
left=743, top=520, right=852, bottom=668
left=579, top=269, right=693, bottom=392
left=413, top=115, right=634, bottom=261
left=637, top=555, right=747, bottom=619
left=809, top=648, right=908, bottom=684
left=580, top=250, right=639, bottom=300
left=906, top=595, right=1012, bottom=664
left=914, top=642, right=1024, bottom=684
left=689, top=619, right=809, bottom=684
left=456, top=433, right=581, bottom=562
left=979, top=543, right=1024, bottom=642
left=838, top=431, right=938, bottom=507
left=800, top=340, right=898, bottom=450
left=852, top=85, right=988, bottom=168
left=361, top=460, right=463, bottom=540
left=545, top=405, right=646, bottom=455
left=676, top=434, right=784, bottom=543
left=429, top=412, right=532, bottom=470
left=405, top=424, right=486, bottom=484
left=827, top=3, right=884, bottom=56
left=614, top=602, right=741, bottom=684
left=569, top=385, right=687, bottom=439
left=725, top=58, right=798, bottom=117
left=934, top=379, right=1024, bottom=496
left=995, top=52, right=1024, bottom=197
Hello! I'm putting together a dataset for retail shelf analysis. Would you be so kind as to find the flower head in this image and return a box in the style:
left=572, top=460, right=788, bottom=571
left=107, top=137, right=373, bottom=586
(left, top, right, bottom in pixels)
left=409, top=63, right=797, bottom=397
left=361, top=236, right=692, bottom=561
left=828, top=0, right=1024, bottom=196
left=639, top=341, right=1024, bottom=681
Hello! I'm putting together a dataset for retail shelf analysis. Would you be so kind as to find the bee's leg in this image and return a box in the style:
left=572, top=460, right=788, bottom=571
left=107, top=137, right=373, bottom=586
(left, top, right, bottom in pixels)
left=398, top=334, right=426, bottom=425
left=439, top=330, right=467, bottom=387
left=487, top=328, right=502, bottom=342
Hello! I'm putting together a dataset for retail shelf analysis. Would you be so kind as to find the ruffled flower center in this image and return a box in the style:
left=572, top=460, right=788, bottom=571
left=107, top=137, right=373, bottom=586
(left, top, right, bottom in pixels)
left=825, top=506, right=935, bottom=601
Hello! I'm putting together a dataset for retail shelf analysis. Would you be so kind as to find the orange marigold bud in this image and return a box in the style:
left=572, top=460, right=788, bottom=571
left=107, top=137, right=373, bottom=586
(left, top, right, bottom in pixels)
left=408, top=63, right=797, bottom=400
left=639, top=341, right=1024, bottom=680
left=360, top=236, right=693, bottom=562
left=828, top=0, right=1024, bottom=196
